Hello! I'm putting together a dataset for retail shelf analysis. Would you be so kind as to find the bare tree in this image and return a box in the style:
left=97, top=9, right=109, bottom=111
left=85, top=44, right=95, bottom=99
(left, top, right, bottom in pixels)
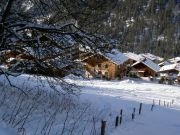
left=0, top=0, right=117, bottom=94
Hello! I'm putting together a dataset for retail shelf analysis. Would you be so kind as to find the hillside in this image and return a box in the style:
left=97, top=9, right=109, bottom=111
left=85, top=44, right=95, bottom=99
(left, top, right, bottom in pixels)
left=83, top=0, right=180, bottom=58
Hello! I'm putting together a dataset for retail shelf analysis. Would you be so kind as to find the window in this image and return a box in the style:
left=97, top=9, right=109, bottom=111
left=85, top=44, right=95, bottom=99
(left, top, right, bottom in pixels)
left=105, top=64, right=108, bottom=68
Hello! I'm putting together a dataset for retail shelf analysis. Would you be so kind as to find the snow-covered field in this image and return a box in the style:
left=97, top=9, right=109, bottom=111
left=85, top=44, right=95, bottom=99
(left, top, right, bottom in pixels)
left=66, top=76, right=180, bottom=135
left=0, top=74, right=180, bottom=135
left=0, top=122, right=18, bottom=135
left=66, top=78, right=180, bottom=110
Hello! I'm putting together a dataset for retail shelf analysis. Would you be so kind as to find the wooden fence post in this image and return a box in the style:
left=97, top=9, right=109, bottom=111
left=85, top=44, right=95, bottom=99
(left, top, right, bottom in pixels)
left=139, top=103, right=142, bottom=115
left=120, top=109, right=123, bottom=116
left=172, top=99, right=174, bottom=104
left=120, top=115, right=122, bottom=125
left=132, top=108, right=135, bottom=120
left=101, top=120, right=106, bottom=135
left=120, top=109, right=123, bottom=125
left=151, top=104, right=154, bottom=111
left=152, top=99, right=155, bottom=111
left=115, top=116, right=119, bottom=127
left=164, top=101, right=166, bottom=107
left=159, top=100, right=161, bottom=106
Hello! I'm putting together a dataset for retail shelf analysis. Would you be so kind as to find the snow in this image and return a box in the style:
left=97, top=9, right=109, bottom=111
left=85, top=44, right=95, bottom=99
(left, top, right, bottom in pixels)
left=158, top=61, right=171, bottom=66
left=80, top=49, right=129, bottom=65
left=125, top=17, right=134, bottom=27
left=169, top=57, right=180, bottom=63
left=67, top=78, right=180, bottom=135
left=157, top=35, right=166, bottom=41
left=0, top=64, right=8, bottom=69
left=0, top=122, right=18, bottom=135
left=64, top=78, right=180, bottom=108
left=140, top=53, right=164, bottom=62
left=64, top=77, right=180, bottom=135
left=0, top=74, right=180, bottom=135
left=6, top=57, right=16, bottom=63
left=132, top=58, right=160, bottom=72
left=125, top=52, right=163, bottom=66
left=124, top=52, right=144, bottom=62
left=48, top=34, right=76, bottom=47
left=103, top=49, right=129, bottom=65
left=111, top=108, right=180, bottom=135
left=160, top=63, right=180, bottom=72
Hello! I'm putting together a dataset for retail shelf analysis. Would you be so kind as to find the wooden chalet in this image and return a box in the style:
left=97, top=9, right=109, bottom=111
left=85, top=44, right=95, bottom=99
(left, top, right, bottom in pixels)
left=159, top=64, right=180, bottom=82
left=125, top=52, right=160, bottom=77
left=159, top=64, right=180, bottom=74
left=131, top=58, right=160, bottom=77
left=83, top=49, right=129, bottom=80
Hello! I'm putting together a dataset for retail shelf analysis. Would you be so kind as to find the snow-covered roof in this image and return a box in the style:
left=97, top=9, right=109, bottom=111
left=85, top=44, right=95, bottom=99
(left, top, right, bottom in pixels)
left=7, top=57, right=16, bottom=63
left=169, top=57, right=180, bottom=63
left=140, top=53, right=164, bottom=62
left=0, top=50, right=10, bottom=56
left=0, top=64, right=8, bottom=69
left=158, top=61, right=171, bottom=66
left=159, top=64, right=180, bottom=72
left=124, top=52, right=144, bottom=62
left=102, top=49, right=129, bottom=65
left=79, top=44, right=92, bottom=53
left=132, top=58, right=160, bottom=72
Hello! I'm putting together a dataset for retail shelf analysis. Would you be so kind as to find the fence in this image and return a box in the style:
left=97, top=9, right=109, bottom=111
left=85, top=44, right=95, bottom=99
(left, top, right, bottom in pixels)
left=100, top=99, right=175, bottom=135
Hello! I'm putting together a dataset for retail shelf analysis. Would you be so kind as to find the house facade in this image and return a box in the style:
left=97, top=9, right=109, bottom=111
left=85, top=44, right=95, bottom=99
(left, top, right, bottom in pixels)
left=125, top=52, right=160, bottom=77
left=131, top=59, right=160, bottom=77
left=159, top=63, right=180, bottom=83
left=83, top=49, right=129, bottom=80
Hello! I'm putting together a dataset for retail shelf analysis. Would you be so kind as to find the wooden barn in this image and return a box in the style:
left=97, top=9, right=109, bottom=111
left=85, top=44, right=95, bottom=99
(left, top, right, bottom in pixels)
left=83, top=49, right=129, bottom=80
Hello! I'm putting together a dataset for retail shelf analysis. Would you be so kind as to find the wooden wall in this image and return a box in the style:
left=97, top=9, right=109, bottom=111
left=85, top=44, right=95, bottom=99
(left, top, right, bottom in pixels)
left=84, top=54, right=128, bottom=80
left=132, top=63, right=158, bottom=77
